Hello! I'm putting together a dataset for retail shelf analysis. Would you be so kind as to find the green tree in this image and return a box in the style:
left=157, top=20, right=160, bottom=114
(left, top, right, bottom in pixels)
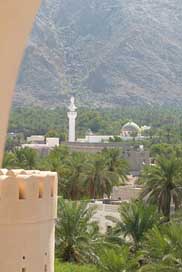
left=2, top=152, right=16, bottom=169
left=64, top=152, right=87, bottom=200
left=46, top=129, right=67, bottom=141
left=99, top=246, right=140, bottom=272
left=14, top=147, right=38, bottom=169
left=140, top=223, right=182, bottom=271
left=83, top=154, right=119, bottom=199
left=56, top=199, right=101, bottom=264
left=102, top=148, right=128, bottom=183
left=5, top=134, right=23, bottom=151
left=39, top=146, right=70, bottom=196
left=150, top=144, right=174, bottom=158
left=140, top=156, right=182, bottom=220
left=107, top=201, right=160, bottom=249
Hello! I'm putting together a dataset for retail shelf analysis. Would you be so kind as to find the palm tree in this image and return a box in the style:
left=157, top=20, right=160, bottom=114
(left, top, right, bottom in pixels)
left=140, top=156, right=182, bottom=220
left=102, top=148, right=128, bottom=183
left=83, top=154, right=119, bottom=199
left=56, top=198, right=102, bottom=264
left=107, top=201, right=160, bottom=249
left=150, top=144, right=174, bottom=158
left=140, top=222, right=182, bottom=271
left=48, top=145, right=70, bottom=162
left=3, top=152, right=16, bottom=169
left=14, top=147, right=38, bottom=169
left=99, top=246, right=140, bottom=272
left=64, top=152, right=87, bottom=200
left=39, top=145, right=70, bottom=196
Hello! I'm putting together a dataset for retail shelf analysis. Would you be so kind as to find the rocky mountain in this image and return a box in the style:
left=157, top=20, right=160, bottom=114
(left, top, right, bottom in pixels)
left=15, top=0, right=182, bottom=107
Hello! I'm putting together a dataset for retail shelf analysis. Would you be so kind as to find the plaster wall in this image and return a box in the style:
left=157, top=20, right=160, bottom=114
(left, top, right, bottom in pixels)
left=85, top=135, right=113, bottom=143
left=111, top=186, right=142, bottom=201
left=0, top=170, right=58, bottom=272
left=46, top=138, right=60, bottom=147
left=89, top=186, right=141, bottom=233
left=89, top=203, right=120, bottom=233
left=27, top=135, right=45, bottom=144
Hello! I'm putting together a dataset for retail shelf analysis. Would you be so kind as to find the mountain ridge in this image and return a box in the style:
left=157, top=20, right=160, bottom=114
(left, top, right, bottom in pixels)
left=15, top=0, right=182, bottom=107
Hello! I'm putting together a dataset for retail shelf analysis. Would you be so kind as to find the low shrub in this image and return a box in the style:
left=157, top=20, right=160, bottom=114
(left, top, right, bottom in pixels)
left=55, top=260, right=99, bottom=272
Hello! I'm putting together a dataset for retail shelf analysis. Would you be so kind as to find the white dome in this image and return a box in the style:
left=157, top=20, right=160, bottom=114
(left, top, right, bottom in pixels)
left=122, top=121, right=140, bottom=132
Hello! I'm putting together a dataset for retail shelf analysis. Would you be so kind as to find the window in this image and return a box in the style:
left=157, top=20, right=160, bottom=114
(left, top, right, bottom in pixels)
left=19, top=183, right=26, bottom=200
left=107, top=226, right=112, bottom=234
left=44, top=264, right=48, bottom=272
left=50, top=180, right=55, bottom=197
left=38, top=181, right=44, bottom=198
left=22, top=268, right=26, bottom=272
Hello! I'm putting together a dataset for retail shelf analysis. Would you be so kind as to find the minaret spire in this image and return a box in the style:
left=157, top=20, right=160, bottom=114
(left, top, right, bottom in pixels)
left=67, top=96, right=77, bottom=142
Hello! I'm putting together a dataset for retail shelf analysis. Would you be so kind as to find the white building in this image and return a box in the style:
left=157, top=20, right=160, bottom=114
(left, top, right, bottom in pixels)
left=121, top=121, right=141, bottom=137
left=89, top=179, right=142, bottom=233
left=22, top=137, right=59, bottom=151
left=46, top=138, right=59, bottom=147
left=77, top=121, right=151, bottom=144
left=27, top=135, right=45, bottom=144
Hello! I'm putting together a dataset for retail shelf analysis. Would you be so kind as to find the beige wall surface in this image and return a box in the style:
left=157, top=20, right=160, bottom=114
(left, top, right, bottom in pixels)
left=0, top=170, right=58, bottom=272
left=0, top=222, right=55, bottom=271
left=0, top=0, right=41, bottom=165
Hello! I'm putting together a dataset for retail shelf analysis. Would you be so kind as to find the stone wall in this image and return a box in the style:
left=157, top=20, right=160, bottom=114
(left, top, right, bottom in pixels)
left=111, top=186, right=142, bottom=201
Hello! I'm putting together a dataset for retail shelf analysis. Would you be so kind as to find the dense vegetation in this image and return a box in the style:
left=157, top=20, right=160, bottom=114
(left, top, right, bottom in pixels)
left=55, top=260, right=98, bottom=272
left=8, top=105, right=182, bottom=140
left=3, top=146, right=128, bottom=200
left=54, top=150, right=182, bottom=271
left=55, top=198, right=182, bottom=271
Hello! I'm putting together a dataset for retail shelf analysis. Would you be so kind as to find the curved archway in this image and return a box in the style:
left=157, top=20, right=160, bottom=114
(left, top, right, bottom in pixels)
left=0, top=0, right=41, bottom=165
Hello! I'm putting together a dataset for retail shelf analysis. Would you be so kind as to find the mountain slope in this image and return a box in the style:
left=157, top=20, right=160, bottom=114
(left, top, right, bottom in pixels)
left=15, top=0, right=182, bottom=107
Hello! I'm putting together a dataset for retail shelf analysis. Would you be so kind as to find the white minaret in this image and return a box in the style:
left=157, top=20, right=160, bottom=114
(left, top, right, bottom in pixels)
left=67, top=96, right=77, bottom=142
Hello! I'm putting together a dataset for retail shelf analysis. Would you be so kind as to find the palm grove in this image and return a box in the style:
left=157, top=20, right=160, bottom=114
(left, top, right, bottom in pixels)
left=3, top=141, right=182, bottom=271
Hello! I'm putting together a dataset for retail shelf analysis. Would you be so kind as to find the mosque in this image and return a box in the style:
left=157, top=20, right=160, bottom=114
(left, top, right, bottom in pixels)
left=66, top=97, right=150, bottom=176
left=67, top=97, right=151, bottom=143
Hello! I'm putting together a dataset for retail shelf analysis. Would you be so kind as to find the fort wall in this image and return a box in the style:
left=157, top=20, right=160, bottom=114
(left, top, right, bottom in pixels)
left=0, top=169, right=57, bottom=272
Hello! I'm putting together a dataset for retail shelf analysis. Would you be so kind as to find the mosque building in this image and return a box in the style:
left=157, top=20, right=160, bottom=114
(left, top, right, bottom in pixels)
left=68, top=98, right=151, bottom=143
left=121, top=121, right=141, bottom=137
